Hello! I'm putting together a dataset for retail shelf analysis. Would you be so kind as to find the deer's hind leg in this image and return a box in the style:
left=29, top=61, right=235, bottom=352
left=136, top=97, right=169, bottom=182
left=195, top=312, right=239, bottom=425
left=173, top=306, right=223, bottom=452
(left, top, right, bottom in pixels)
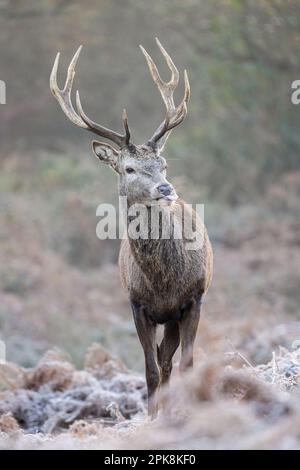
left=131, top=300, right=160, bottom=418
left=157, top=320, right=180, bottom=385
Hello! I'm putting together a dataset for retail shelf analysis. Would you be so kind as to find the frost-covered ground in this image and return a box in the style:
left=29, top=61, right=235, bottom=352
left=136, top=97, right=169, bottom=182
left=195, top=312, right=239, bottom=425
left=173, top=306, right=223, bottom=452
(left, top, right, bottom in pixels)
left=1, top=341, right=300, bottom=449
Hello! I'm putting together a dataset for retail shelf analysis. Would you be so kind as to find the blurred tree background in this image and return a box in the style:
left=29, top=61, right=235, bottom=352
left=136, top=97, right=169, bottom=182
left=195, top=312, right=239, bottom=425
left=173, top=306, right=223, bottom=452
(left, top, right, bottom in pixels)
left=0, top=0, right=300, bottom=368
left=1, top=0, right=300, bottom=202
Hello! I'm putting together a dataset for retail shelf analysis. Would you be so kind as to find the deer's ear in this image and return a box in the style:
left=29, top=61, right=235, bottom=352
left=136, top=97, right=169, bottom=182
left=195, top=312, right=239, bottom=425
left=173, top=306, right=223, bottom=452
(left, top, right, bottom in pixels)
left=92, top=140, right=120, bottom=171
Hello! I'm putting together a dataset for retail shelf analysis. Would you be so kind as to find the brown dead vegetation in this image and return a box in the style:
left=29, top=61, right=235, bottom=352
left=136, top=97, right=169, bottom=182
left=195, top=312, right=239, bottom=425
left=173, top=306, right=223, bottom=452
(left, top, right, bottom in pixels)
left=1, top=341, right=300, bottom=449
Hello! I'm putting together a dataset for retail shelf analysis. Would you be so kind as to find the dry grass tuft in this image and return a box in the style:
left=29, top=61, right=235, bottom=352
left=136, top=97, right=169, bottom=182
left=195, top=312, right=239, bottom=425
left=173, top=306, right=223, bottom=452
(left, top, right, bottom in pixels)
left=1, top=342, right=300, bottom=449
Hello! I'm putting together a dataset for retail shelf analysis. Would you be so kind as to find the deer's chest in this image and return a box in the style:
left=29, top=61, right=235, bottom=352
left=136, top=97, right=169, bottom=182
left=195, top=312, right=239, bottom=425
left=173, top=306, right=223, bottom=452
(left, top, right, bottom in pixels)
left=124, top=239, right=203, bottom=317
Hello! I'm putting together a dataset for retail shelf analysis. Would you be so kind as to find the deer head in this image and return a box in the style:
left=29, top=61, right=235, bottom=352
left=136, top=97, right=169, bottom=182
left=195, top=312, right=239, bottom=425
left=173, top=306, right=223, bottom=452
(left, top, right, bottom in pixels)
left=50, top=38, right=190, bottom=205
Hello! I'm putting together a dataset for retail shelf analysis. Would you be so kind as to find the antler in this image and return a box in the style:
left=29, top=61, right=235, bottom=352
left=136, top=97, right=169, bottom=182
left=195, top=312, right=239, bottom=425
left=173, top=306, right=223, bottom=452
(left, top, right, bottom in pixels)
left=139, top=38, right=190, bottom=148
left=50, top=46, right=131, bottom=148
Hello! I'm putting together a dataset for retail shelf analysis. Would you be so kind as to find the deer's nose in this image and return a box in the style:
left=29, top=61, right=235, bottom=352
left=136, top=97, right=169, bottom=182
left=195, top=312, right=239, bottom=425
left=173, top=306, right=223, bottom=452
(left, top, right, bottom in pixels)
left=158, top=183, right=174, bottom=197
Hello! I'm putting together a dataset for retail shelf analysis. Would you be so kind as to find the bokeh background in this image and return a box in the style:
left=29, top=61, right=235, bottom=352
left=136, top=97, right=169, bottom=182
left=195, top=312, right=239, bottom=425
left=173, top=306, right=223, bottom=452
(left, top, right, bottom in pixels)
left=0, top=0, right=300, bottom=371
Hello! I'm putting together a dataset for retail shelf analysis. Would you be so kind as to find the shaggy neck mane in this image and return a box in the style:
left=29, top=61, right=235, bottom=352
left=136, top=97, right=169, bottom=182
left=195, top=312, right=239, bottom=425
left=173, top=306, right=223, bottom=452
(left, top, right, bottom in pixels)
left=126, top=202, right=186, bottom=287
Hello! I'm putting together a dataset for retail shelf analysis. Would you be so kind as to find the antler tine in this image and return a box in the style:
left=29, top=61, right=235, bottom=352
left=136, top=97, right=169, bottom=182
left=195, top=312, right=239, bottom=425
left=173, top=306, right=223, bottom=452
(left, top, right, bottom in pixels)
left=155, top=37, right=179, bottom=89
left=154, top=102, right=187, bottom=143
left=122, top=108, right=131, bottom=145
left=75, top=91, right=125, bottom=147
left=140, top=39, right=190, bottom=147
left=183, top=70, right=191, bottom=104
left=50, top=46, right=131, bottom=148
left=65, top=45, right=82, bottom=93
left=139, top=45, right=164, bottom=89
left=50, top=46, right=88, bottom=128
left=165, top=70, right=190, bottom=123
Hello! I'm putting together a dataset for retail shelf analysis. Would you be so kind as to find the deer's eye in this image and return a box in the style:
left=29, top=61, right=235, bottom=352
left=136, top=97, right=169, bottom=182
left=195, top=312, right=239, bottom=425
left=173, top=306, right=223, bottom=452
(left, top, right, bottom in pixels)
left=126, top=167, right=135, bottom=174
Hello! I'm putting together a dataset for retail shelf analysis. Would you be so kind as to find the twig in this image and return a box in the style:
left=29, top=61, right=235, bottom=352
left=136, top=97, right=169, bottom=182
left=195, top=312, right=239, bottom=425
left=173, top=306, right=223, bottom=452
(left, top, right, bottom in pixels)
left=271, top=351, right=279, bottom=384
left=226, top=337, right=256, bottom=372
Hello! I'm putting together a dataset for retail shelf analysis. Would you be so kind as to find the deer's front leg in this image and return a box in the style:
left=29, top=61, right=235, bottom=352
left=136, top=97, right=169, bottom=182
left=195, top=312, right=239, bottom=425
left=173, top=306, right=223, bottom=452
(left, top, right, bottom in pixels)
left=179, top=295, right=202, bottom=373
left=157, top=321, right=180, bottom=385
left=131, top=300, right=160, bottom=418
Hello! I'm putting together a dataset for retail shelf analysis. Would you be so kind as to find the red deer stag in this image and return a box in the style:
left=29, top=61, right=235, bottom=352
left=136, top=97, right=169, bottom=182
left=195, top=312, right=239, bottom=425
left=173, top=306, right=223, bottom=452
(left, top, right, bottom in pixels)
left=50, top=39, right=213, bottom=417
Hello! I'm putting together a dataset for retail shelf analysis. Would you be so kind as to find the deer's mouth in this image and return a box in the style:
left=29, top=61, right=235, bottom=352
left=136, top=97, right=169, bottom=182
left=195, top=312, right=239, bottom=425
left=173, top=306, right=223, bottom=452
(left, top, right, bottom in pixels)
left=155, top=193, right=178, bottom=203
